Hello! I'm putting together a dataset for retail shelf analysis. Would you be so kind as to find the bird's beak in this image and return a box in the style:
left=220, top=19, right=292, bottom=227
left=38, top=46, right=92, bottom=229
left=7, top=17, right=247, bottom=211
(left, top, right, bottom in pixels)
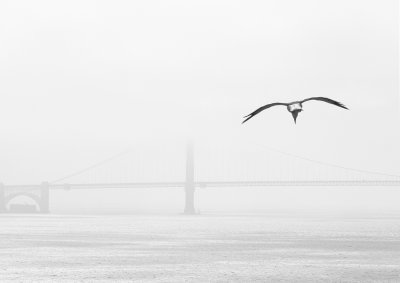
left=291, top=112, right=298, bottom=124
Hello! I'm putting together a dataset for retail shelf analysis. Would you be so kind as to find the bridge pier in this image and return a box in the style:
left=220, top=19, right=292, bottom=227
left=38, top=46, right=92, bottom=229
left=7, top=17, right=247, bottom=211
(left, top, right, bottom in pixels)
left=40, top=182, right=50, bottom=213
left=0, top=183, right=5, bottom=213
left=184, top=141, right=196, bottom=214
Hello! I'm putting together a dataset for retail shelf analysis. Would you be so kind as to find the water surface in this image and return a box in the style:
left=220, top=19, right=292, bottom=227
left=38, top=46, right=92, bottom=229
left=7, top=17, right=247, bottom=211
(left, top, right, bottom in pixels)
left=1, top=213, right=400, bottom=282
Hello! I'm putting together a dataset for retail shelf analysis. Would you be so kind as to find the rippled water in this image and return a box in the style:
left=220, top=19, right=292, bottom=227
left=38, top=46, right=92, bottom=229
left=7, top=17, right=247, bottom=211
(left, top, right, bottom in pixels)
left=1, top=213, right=400, bottom=282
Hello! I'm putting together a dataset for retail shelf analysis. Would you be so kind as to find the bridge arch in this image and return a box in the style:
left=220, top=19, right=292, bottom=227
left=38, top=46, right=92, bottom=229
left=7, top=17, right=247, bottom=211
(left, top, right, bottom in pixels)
left=5, top=192, right=42, bottom=213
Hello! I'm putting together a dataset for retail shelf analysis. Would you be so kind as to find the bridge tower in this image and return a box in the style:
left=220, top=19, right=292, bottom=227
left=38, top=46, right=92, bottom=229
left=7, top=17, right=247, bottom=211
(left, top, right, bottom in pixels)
left=184, top=141, right=195, bottom=214
left=40, top=182, right=50, bottom=213
left=0, top=183, right=5, bottom=212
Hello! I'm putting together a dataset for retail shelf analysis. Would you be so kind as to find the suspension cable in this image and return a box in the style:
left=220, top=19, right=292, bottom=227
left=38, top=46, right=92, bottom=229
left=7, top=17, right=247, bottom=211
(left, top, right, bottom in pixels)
left=50, top=149, right=131, bottom=184
left=247, top=140, right=400, bottom=179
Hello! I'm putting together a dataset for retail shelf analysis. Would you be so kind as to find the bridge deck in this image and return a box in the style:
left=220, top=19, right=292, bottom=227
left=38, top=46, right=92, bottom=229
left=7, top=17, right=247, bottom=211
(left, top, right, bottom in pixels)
left=4, top=180, right=400, bottom=190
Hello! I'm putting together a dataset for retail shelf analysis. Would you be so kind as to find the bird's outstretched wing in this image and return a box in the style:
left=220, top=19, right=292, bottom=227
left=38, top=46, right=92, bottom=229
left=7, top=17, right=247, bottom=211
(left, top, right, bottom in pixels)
left=301, top=97, right=348, bottom=110
left=242, top=103, right=287, bottom=124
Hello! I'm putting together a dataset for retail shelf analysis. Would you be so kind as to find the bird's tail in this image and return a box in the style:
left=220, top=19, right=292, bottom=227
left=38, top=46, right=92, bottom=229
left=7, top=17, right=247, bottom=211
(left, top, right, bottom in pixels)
left=291, top=111, right=299, bottom=124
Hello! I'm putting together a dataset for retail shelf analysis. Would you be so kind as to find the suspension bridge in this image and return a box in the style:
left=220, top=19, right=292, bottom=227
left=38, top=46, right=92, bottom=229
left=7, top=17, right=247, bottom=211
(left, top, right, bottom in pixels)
left=1, top=140, right=399, bottom=214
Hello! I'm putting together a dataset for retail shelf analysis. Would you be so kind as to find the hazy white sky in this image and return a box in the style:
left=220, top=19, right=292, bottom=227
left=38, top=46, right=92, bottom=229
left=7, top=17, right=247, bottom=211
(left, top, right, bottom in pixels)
left=0, top=0, right=399, bottom=184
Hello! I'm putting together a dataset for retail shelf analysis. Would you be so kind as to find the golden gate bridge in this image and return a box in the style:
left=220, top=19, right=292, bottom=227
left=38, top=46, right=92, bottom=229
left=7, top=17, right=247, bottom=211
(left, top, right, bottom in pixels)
left=1, top=140, right=400, bottom=214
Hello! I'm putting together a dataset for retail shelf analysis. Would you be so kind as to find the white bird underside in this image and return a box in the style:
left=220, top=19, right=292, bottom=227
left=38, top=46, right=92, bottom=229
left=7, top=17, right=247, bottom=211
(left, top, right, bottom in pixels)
left=287, top=103, right=302, bottom=112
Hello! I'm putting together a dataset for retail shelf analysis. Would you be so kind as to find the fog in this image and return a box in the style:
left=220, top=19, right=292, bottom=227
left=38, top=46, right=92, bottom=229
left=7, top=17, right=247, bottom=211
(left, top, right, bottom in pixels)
left=0, top=0, right=399, bottom=214
left=2, top=2, right=400, bottom=282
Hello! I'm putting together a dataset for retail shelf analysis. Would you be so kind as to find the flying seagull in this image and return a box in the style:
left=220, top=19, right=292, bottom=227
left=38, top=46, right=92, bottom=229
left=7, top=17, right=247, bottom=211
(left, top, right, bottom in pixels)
left=242, top=97, right=348, bottom=124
